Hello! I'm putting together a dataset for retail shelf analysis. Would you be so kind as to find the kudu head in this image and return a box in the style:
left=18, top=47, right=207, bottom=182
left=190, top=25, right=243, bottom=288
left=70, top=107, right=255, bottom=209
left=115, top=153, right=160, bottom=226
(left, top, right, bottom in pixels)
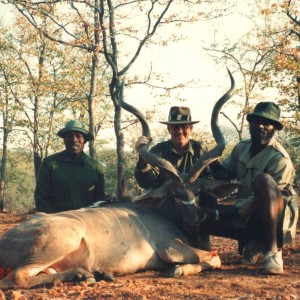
left=117, top=69, right=235, bottom=217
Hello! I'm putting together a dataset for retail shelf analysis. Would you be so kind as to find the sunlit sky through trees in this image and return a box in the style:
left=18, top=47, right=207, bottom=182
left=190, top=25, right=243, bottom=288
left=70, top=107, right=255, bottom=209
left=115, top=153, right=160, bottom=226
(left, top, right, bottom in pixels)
left=0, top=1, right=289, bottom=135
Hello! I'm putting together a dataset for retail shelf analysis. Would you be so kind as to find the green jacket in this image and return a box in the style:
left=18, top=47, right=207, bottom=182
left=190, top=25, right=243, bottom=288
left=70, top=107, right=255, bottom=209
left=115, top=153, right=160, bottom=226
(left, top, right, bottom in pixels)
left=213, top=137, right=298, bottom=244
left=135, top=139, right=210, bottom=189
left=34, top=150, right=105, bottom=213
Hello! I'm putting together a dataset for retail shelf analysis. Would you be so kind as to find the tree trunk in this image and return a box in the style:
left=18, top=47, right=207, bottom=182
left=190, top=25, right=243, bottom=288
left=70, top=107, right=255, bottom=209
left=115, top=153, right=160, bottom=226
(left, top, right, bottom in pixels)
left=297, top=76, right=300, bottom=108
left=33, top=151, right=43, bottom=178
left=88, top=51, right=98, bottom=159
left=114, top=102, right=128, bottom=200
left=33, top=40, right=45, bottom=177
left=0, top=117, right=9, bottom=211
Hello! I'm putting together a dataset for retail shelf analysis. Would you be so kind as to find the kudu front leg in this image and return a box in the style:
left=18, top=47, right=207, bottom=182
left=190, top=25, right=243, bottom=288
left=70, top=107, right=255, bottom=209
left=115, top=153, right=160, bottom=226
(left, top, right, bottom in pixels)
left=163, top=250, right=221, bottom=277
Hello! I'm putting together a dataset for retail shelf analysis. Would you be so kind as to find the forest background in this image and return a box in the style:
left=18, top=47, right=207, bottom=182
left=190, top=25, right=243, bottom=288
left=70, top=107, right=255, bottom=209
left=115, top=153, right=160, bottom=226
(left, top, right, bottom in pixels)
left=0, top=0, right=299, bottom=213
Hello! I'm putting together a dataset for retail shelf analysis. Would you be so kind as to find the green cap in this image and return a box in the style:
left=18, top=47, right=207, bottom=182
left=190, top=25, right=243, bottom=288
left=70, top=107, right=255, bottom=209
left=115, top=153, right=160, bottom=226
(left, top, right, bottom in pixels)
left=246, top=102, right=283, bottom=130
left=57, top=120, right=94, bottom=141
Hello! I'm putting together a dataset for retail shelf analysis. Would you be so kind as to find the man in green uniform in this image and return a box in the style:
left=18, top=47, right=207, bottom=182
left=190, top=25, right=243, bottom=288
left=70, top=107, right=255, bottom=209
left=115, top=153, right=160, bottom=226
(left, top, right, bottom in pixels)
left=34, top=120, right=105, bottom=213
left=135, top=106, right=212, bottom=248
left=194, top=102, right=298, bottom=275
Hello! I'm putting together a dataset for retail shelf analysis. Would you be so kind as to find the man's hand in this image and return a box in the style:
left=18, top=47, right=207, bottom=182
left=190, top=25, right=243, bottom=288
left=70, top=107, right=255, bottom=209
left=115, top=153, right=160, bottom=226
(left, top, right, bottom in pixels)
left=135, top=136, right=149, bottom=151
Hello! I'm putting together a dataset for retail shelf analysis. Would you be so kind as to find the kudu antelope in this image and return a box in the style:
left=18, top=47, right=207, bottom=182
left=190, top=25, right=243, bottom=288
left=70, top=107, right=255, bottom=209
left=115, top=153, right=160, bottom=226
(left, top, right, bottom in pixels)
left=126, top=69, right=236, bottom=226
left=0, top=70, right=235, bottom=290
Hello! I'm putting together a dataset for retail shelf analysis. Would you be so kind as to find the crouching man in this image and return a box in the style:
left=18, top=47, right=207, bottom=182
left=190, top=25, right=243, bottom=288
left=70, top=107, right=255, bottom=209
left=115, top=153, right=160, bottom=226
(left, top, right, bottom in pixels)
left=182, top=102, right=298, bottom=275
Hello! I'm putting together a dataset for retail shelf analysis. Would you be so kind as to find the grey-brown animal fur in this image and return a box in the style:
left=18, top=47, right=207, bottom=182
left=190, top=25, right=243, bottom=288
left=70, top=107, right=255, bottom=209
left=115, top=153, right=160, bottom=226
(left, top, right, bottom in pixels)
left=0, top=70, right=235, bottom=289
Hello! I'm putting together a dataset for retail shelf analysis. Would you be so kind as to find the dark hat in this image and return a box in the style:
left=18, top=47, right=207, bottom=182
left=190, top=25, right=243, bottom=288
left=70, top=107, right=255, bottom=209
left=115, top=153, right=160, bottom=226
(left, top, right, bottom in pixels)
left=159, top=106, right=199, bottom=125
left=246, top=102, right=283, bottom=130
left=57, top=120, right=94, bottom=141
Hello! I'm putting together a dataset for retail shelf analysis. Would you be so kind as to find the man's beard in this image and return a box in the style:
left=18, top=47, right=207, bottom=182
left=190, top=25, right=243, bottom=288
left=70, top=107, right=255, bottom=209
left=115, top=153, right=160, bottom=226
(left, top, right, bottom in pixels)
left=250, top=128, right=275, bottom=146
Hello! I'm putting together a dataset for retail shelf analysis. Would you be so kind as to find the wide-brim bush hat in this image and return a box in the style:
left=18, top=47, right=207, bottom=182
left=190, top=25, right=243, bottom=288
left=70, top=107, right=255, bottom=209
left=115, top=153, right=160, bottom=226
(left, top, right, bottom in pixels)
left=246, top=101, right=283, bottom=130
left=57, top=120, right=94, bottom=141
left=159, top=106, right=199, bottom=125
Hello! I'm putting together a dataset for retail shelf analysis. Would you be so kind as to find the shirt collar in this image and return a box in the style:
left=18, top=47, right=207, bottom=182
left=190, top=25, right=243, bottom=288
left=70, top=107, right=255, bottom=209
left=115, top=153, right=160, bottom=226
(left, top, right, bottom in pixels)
left=61, top=150, right=86, bottom=163
left=169, top=140, right=194, bottom=156
left=240, top=137, right=277, bottom=166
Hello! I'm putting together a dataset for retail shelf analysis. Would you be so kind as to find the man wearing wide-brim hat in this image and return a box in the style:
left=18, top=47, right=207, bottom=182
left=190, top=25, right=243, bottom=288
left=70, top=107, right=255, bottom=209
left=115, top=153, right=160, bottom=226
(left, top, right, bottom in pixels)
left=35, top=120, right=105, bottom=213
left=135, top=106, right=206, bottom=187
left=134, top=106, right=213, bottom=249
left=191, top=101, right=298, bottom=275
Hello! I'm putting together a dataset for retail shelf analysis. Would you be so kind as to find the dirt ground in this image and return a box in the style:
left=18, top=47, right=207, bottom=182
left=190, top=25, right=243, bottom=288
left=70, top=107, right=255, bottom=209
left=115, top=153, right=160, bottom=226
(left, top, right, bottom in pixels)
left=0, top=209, right=299, bottom=300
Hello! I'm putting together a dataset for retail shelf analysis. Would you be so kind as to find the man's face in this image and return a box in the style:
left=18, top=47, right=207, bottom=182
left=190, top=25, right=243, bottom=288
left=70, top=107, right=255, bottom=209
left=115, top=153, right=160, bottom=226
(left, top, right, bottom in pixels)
left=249, top=116, right=277, bottom=146
left=63, top=131, right=86, bottom=155
left=167, top=124, right=193, bottom=149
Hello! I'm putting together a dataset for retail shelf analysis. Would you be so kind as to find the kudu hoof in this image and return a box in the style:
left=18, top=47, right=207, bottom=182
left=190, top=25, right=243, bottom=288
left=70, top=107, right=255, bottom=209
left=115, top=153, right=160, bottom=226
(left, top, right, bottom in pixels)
left=73, top=269, right=95, bottom=283
left=94, top=271, right=115, bottom=282
left=162, top=265, right=183, bottom=278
